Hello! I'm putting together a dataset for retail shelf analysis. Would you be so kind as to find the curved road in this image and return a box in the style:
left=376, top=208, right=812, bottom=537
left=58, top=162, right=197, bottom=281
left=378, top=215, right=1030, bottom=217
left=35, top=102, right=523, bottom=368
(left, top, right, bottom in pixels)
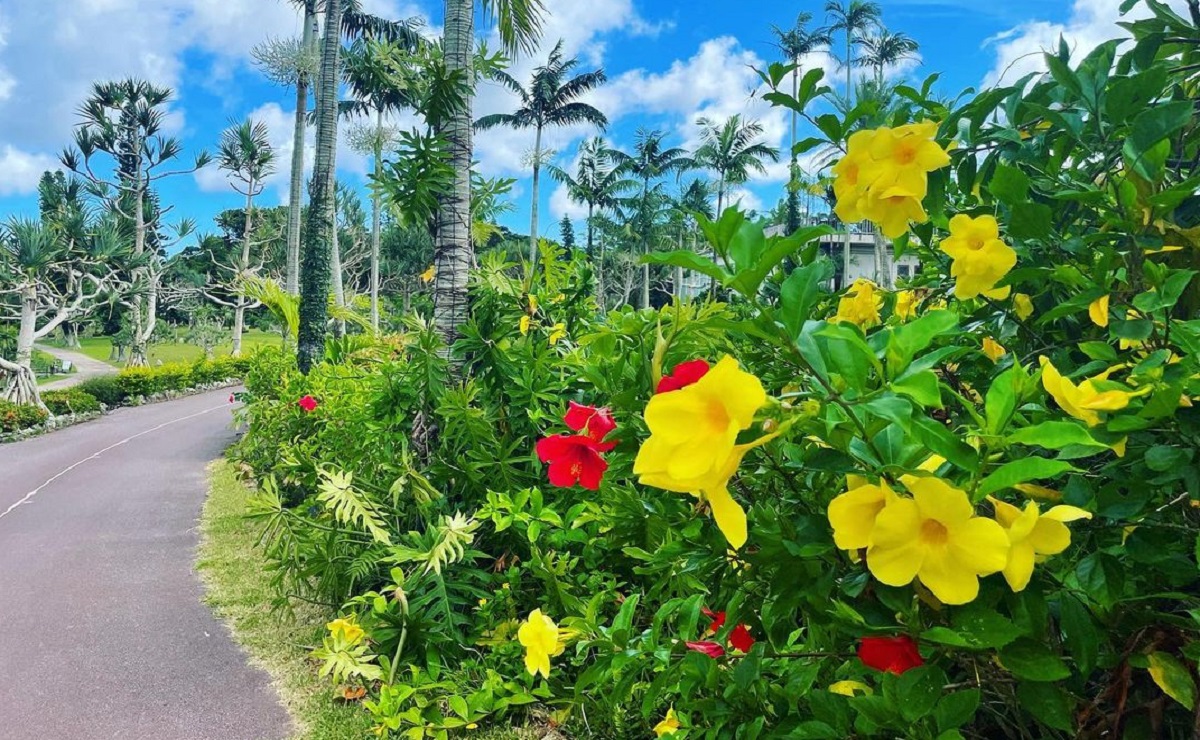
left=0, top=389, right=291, bottom=739
left=35, top=343, right=116, bottom=391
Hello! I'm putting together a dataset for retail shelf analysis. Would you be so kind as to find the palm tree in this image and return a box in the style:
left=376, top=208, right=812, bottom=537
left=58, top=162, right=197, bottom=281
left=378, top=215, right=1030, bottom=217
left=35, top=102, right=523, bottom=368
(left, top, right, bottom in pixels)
left=693, top=115, right=779, bottom=216
left=608, top=129, right=693, bottom=308
left=435, top=0, right=545, bottom=352
left=476, top=40, right=607, bottom=265
left=772, top=13, right=831, bottom=234
left=856, top=29, right=919, bottom=85
left=671, top=177, right=713, bottom=299
left=215, top=119, right=276, bottom=356
left=825, top=0, right=882, bottom=287
left=548, top=137, right=634, bottom=302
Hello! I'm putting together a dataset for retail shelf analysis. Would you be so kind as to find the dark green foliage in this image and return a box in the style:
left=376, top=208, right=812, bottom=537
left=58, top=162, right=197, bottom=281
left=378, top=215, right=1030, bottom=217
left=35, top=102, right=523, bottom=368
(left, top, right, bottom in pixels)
left=76, top=376, right=127, bottom=406
left=0, top=401, right=48, bottom=432
left=41, top=388, right=102, bottom=416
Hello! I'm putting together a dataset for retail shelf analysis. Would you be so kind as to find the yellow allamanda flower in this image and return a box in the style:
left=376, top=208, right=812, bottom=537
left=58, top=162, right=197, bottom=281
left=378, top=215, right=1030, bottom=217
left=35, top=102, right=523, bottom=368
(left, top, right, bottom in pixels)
left=859, top=185, right=928, bottom=239
left=939, top=214, right=1017, bottom=300
left=828, top=478, right=896, bottom=551
left=835, top=278, right=882, bottom=328
left=1039, top=357, right=1145, bottom=427
left=420, top=265, right=435, bottom=283
left=519, top=315, right=532, bottom=335
left=654, top=708, right=681, bottom=737
left=990, top=498, right=1092, bottom=592
left=1013, top=293, right=1035, bottom=320
left=864, top=121, right=951, bottom=196
left=517, top=609, right=561, bottom=678
left=326, top=617, right=365, bottom=645
left=894, top=290, right=917, bottom=320
left=982, top=337, right=1007, bottom=362
left=634, top=356, right=768, bottom=549
left=1089, top=295, right=1110, bottom=327
left=831, top=130, right=875, bottom=224
left=548, top=323, right=567, bottom=345
left=865, top=476, right=1010, bottom=605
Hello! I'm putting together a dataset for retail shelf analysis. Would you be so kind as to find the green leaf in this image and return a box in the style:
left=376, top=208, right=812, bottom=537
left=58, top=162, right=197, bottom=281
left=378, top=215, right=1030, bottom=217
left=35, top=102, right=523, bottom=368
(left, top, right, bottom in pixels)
left=1000, top=639, right=1071, bottom=681
left=935, top=690, right=981, bottom=733
left=735, top=225, right=834, bottom=296
left=887, top=310, right=959, bottom=375
left=989, top=163, right=1029, bottom=205
left=892, top=370, right=942, bottom=408
left=1058, top=595, right=1099, bottom=677
left=985, top=367, right=1021, bottom=436
left=1133, top=270, right=1196, bottom=313
left=912, top=416, right=980, bottom=473
left=1016, top=681, right=1074, bottom=731
left=448, top=695, right=469, bottom=719
left=1124, top=101, right=1194, bottom=169
left=978, top=458, right=1077, bottom=497
left=780, top=260, right=834, bottom=339
left=1007, top=421, right=1104, bottom=451
left=1146, top=445, right=1191, bottom=472
left=896, top=666, right=946, bottom=723
left=1148, top=652, right=1197, bottom=709
left=1009, top=203, right=1053, bottom=240
left=643, top=250, right=729, bottom=284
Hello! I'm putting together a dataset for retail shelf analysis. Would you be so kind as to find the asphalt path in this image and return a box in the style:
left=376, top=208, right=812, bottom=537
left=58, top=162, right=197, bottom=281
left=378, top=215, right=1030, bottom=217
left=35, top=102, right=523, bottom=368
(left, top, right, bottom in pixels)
left=35, top=343, right=116, bottom=391
left=0, top=388, right=291, bottom=739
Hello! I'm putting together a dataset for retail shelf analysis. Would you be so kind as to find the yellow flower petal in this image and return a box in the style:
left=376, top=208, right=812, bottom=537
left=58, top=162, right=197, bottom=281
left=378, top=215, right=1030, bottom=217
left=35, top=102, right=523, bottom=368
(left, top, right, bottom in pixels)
left=1089, top=295, right=1110, bottom=327
left=829, top=680, right=873, bottom=697
left=828, top=480, right=894, bottom=550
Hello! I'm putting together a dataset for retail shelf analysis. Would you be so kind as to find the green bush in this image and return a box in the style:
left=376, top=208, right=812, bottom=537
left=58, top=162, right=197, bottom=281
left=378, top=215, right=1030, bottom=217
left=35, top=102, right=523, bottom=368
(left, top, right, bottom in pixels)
left=0, top=400, right=48, bottom=433
left=41, top=388, right=101, bottom=416
left=116, top=363, right=192, bottom=397
left=76, top=376, right=126, bottom=406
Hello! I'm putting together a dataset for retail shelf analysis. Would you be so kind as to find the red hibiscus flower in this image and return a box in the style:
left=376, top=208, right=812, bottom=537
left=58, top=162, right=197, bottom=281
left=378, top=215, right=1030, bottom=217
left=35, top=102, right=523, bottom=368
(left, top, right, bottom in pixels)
left=858, top=635, right=924, bottom=675
left=685, top=641, right=725, bottom=658
left=563, top=401, right=617, bottom=442
left=228, top=394, right=235, bottom=404
left=656, top=359, right=710, bottom=393
left=703, top=608, right=756, bottom=653
left=298, top=395, right=318, bottom=412
left=535, top=434, right=616, bottom=490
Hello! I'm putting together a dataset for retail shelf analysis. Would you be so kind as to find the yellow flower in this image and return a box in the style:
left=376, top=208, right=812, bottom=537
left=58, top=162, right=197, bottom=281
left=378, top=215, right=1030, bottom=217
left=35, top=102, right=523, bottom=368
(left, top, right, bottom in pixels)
left=939, top=214, right=1017, bottom=300
left=517, top=609, right=560, bottom=678
left=828, top=479, right=896, bottom=551
left=829, top=680, right=873, bottom=697
left=528, top=294, right=539, bottom=313
left=654, top=708, right=681, bottom=737
left=548, top=323, right=567, bottom=345
left=864, top=121, right=951, bottom=195
left=894, top=290, right=917, bottom=321
left=990, top=498, right=1092, bottom=592
left=634, top=356, right=768, bottom=548
left=1089, top=295, right=1110, bottom=327
left=466, top=723, right=478, bottom=730
left=859, top=186, right=928, bottom=239
left=1118, top=310, right=1144, bottom=350
left=1013, top=293, right=1034, bottom=320
left=835, top=279, right=882, bottom=328
left=982, top=337, right=1006, bottom=362
left=1039, top=357, right=1142, bottom=427
left=327, top=617, right=365, bottom=645
left=831, top=129, right=876, bottom=223
left=866, top=477, right=1010, bottom=605
left=420, top=265, right=435, bottom=283
left=519, top=315, right=531, bottom=335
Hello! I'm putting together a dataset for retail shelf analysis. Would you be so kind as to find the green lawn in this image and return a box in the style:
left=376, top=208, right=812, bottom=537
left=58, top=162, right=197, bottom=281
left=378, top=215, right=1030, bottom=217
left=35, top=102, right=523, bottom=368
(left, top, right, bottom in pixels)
left=53, top=329, right=283, bottom=368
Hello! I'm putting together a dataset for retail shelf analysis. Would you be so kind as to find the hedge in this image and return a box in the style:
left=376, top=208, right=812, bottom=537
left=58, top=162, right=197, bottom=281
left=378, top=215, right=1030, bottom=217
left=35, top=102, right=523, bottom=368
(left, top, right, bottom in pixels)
left=41, top=388, right=102, bottom=416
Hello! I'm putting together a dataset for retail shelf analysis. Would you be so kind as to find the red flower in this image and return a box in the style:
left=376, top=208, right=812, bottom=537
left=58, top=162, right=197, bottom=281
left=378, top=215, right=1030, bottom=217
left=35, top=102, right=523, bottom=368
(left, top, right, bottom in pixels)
left=535, top=434, right=616, bottom=490
left=656, top=359, right=710, bottom=394
left=685, top=641, right=725, bottom=658
left=298, top=395, right=318, bottom=412
left=858, top=635, right=924, bottom=675
left=703, top=608, right=756, bottom=653
left=563, top=401, right=617, bottom=442
left=228, top=394, right=235, bottom=404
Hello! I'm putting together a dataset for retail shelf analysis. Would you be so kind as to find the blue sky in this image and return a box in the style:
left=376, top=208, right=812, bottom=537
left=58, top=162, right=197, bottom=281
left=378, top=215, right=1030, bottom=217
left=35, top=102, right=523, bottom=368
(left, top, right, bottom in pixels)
left=0, top=0, right=1150, bottom=248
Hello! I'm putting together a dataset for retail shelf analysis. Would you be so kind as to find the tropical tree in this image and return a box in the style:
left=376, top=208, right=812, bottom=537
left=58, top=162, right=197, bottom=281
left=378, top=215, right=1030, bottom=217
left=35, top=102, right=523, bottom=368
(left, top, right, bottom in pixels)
left=210, top=119, right=276, bottom=356
left=608, top=129, right=692, bottom=308
left=856, top=29, right=919, bottom=85
left=61, top=79, right=209, bottom=366
left=670, top=177, right=713, bottom=299
left=476, top=39, right=607, bottom=265
left=434, top=0, right=545, bottom=350
left=693, top=114, right=779, bottom=215
left=772, top=13, right=832, bottom=234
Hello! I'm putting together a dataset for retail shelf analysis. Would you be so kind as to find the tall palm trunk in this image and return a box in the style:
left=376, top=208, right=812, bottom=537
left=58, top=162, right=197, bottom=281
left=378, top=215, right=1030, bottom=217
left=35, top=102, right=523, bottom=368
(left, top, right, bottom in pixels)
left=843, top=29, right=853, bottom=289
left=596, top=231, right=605, bottom=311
left=787, top=64, right=801, bottom=235
left=370, top=108, right=383, bottom=331
left=232, top=186, right=256, bottom=357
left=330, top=174, right=346, bottom=337
left=432, top=0, right=474, bottom=353
left=529, top=124, right=543, bottom=265
left=298, top=0, right=343, bottom=373
left=640, top=177, right=650, bottom=309
left=286, top=3, right=317, bottom=295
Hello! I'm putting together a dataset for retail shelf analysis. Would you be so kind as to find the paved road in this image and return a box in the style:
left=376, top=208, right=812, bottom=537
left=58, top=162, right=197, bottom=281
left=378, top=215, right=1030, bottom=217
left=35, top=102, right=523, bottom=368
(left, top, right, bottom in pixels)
left=36, top=343, right=116, bottom=391
left=0, top=389, right=292, bottom=739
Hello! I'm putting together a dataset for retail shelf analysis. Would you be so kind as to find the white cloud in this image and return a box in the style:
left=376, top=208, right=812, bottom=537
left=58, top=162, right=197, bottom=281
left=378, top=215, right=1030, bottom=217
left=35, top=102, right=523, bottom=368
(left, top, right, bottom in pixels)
left=0, top=146, right=59, bottom=196
left=550, top=182, right=590, bottom=222
left=983, top=0, right=1191, bottom=86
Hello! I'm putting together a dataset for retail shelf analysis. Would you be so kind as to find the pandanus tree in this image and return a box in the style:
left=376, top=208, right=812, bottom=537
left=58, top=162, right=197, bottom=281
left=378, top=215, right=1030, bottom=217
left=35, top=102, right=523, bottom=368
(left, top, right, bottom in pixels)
left=0, top=215, right=126, bottom=407
left=548, top=137, right=634, bottom=304
left=208, top=119, right=276, bottom=356
left=772, top=13, right=832, bottom=234
left=608, top=129, right=693, bottom=308
left=476, top=39, right=607, bottom=265
left=693, top=114, right=779, bottom=216
left=433, top=0, right=545, bottom=351
left=61, top=79, right=209, bottom=366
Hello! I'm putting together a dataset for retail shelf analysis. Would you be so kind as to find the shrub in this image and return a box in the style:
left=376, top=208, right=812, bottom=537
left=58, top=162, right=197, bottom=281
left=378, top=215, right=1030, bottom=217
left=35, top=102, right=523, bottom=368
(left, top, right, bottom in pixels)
left=0, top=400, right=48, bottom=433
left=76, top=376, right=126, bottom=406
left=41, top=388, right=101, bottom=416
left=116, top=363, right=192, bottom=397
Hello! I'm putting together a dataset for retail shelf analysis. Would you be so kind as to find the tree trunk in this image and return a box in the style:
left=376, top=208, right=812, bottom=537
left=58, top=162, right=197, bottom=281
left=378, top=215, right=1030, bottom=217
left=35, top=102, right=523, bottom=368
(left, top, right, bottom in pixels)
left=286, top=3, right=317, bottom=295
left=843, top=31, right=853, bottom=290
left=432, top=0, right=474, bottom=355
left=874, top=229, right=891, bottom=288
left=370, top=108, right=383, bottom=331
left=298, top=0, right=343, bottom=374
left=233, top=187, right=256, bottom=357
left=331, top=180, right=346, bottom=337
left=128, top=144, right=150, bottom=367
left=3, top=286, right=43, bottom=408
left=529, top=123, right=543, bottom=265
left=786, top=64, right=801, bottom=236
left=596, top=231, right=605, bottom=311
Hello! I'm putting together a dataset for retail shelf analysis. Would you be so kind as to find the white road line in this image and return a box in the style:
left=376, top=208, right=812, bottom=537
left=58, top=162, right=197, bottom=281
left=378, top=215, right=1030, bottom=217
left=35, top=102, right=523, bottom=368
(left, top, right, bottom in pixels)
left=0, top=402, right=230, bottom=522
